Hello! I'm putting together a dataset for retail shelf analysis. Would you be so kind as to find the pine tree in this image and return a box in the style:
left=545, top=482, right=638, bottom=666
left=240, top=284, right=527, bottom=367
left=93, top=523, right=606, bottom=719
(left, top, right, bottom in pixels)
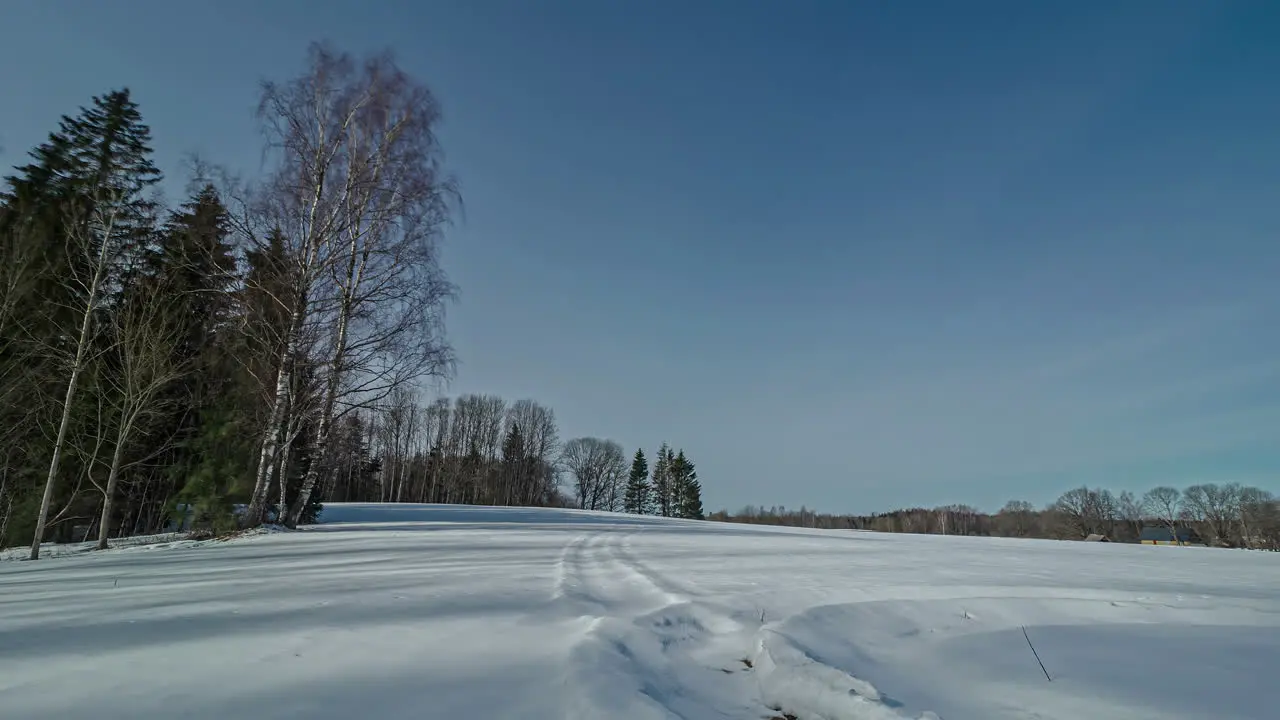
left=624, top=448, right=650, bottom=514
left=652, top=443, right=671, bottom=517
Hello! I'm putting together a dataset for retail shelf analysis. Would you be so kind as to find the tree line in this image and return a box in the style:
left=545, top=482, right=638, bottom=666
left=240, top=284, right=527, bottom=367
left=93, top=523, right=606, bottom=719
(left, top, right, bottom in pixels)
left=711, top=481, right=1280, bottom=550
left=0, top=42, right=706, bottom=559
left=316, top=391, right=704, bottom=521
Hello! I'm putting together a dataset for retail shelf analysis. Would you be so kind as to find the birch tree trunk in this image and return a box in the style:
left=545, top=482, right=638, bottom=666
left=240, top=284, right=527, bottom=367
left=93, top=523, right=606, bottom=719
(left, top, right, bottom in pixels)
left=246, top=339, right=294, bottom=524
left=95, top=430, right=130, bottom=550
left=285, top=280, right=352, bottom=526
left=30, top=207, right=118, bottom=561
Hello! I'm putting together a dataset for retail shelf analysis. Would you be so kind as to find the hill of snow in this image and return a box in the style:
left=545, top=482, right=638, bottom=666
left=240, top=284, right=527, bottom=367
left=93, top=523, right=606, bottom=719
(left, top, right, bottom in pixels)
left=2, top=503, right=1277, bottom=719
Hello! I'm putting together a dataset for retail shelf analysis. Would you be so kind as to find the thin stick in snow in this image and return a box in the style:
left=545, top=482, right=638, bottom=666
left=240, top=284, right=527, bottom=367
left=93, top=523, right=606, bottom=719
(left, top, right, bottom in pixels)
left=1021, top=625, right=1052, bottom=681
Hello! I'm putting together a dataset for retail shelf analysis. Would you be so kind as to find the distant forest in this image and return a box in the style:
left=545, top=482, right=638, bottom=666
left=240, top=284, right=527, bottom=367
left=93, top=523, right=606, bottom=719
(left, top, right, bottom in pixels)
left=713, top=482, right=1280, bottom=550
left=0, top=43, right=703, bottom=558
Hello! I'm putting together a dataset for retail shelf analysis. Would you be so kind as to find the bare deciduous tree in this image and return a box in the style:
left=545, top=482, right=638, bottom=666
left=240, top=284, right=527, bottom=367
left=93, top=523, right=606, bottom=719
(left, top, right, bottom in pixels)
left=242, top=42, right=459, bottom=527
left=94, top=279, right=189, bottom=549
left=1116, top=490, right=1144, bottom=541
left=29, top=192, right=132, bottom=560
left=1237, top=486, right=1274, bottom=549
left=1052, top=486, right=1117, bottom=539
left=995, top=500, right=1038, bottom=538
left=1141, top=486, right=1181, bottom=538
left=503, top=399, right=559, bottom=505
left=562, top=437, right=626, bottom=511
left=1182, top=483, right=1241, bottom=547
left=274, top=44, right=458, bottom=528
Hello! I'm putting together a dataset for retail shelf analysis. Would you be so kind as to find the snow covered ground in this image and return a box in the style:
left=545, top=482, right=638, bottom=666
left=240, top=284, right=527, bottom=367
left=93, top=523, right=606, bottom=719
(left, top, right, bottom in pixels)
left=2, top=503, right=1277, bottom=720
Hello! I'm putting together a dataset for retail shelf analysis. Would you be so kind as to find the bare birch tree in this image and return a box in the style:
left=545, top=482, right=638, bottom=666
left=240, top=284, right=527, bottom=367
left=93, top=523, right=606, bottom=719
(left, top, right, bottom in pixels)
left=28, top=192, right=132, bottom=560
left=93, top=277, right=188, bottom=549
left=250, top=43, right=457, bottom=528
left=506, top=399, right=559, bottom=505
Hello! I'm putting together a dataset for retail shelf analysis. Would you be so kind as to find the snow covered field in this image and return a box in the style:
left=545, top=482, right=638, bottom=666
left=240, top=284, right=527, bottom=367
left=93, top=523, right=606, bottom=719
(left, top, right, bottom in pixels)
left=2, top=504, right=1278, bottom=720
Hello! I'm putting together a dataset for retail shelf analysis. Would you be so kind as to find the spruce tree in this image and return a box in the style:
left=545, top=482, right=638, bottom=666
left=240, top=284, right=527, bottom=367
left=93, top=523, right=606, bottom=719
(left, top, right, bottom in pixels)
left=239, top=229, right=296, bottom=389
left=624, top=448, right=650, bottom=514
left=672, top=450, right=704, bottom=520
left=669, top=450, right=687, bottom=517
left=501, top=423, right=527, bottom=505
left=141, top=186, right=239, bottom=526
left=652, top=443, right=671, bottom=517
left=5, top=89, right=163, bottom=556
left=7, top=89, right=161, bottom=297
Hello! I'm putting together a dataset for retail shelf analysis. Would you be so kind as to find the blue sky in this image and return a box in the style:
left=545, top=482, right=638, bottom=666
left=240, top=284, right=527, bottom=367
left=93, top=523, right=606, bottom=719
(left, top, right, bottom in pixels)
left=3, top=1, right=1279, bottom=514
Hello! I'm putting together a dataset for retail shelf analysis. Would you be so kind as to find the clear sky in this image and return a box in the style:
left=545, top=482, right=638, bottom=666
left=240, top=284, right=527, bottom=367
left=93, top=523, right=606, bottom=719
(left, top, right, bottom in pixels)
left=3, top=0, right=1279, bottom=514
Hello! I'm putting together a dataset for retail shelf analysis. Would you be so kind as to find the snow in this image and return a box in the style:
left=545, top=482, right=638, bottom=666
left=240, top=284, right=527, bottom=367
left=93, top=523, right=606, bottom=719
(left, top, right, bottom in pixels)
left=2, top=503, right=1277, bottom=719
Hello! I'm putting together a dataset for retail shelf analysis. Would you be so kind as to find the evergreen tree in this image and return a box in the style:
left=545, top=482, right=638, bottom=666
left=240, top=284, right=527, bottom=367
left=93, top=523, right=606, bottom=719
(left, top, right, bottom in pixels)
left=671, top=450, right=704, bottom=520
left=145, top=185, right=237, bottom=357
left=652, top=443, right=671, bottom=517
left=623, top=448, right=650, bottom=515
left=6, top=88, right=161, bottom=301
left=239, top=229, right=296, bottom=374
left=172, top=404, right=250, bottom=536
left=501, top=423, right=528, bottom=504
left=669, top=450, right=686, bottom=517
left=138, top=186, right=240, bottom=528
left=2, top=89, right=163, bottom=555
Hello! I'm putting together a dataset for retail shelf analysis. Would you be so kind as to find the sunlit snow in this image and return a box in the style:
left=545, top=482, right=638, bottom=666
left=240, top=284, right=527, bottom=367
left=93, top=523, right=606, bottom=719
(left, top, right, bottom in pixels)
left=2, top=503, right=1277, bottom=719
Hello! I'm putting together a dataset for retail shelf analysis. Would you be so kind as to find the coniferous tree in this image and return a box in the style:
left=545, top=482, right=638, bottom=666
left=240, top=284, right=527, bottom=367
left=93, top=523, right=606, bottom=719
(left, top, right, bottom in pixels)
left=624, top=449, right=650, bottom=515
left=131, top=186, right=238, bottom=538
left=7, top=89, right=162, bottom=558
left=671, top=450, right=703, bottom=520
left=501, top=423, right=528, bottom=504
left=652, top=443, right=671, bottom=517
left=669, top=450, right=687, bottom=517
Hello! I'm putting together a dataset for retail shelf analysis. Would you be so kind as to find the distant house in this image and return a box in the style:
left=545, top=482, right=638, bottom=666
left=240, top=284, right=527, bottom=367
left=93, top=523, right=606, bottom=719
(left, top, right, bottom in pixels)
left=1139, top=526, right=1206, bottom=546
left=1083, top=533, right=1111, bottom=542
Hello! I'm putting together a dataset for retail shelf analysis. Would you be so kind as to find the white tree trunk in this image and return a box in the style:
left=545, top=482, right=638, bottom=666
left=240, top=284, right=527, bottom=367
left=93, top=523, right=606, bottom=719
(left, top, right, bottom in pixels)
left=276, top=429, right=298, bottom=524
left=246, top=360, right=290, bottom=524
left=95, top=425, right=131, bottom=551
left=246, top=302, right=304, bottom=525
left=285, top=304, right=348, bottom=526
left=30, top=212, right=115, bottom=560
left=286, top=238, right=365, bottom=526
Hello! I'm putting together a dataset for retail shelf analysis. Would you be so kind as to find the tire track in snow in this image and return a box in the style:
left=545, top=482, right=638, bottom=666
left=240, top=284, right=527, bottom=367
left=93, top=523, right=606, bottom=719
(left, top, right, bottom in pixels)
left=552, top=534, right=592, bottom=609
left=555, top=532, right=682, bottom=615
left=552, top=530, right=763, bottom=719
left=613, top=534, right=695, bottom=600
